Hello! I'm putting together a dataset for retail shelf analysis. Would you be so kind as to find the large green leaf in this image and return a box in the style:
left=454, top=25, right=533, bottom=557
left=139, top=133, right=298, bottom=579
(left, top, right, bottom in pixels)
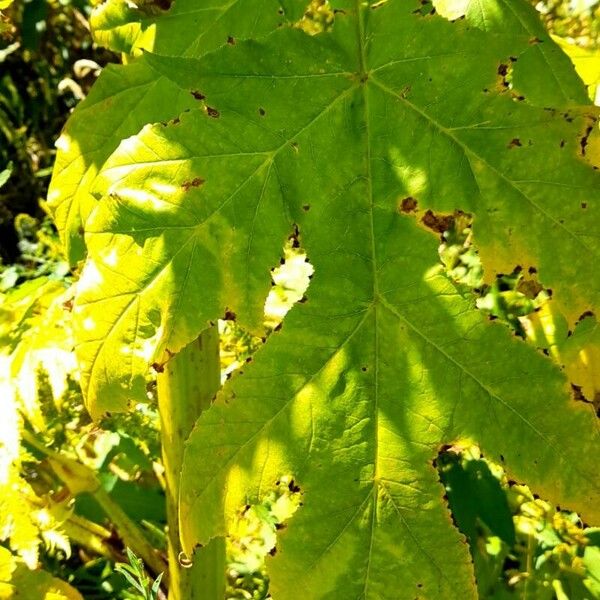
left=61, top=0, right=600, bottom=596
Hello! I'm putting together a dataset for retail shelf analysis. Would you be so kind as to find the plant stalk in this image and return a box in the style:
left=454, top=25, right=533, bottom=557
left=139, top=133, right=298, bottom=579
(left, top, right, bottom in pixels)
left=157, top=326, right=225, bottom=599
left=22, top=429, right=167, bottom=580
left=94, top=486, right=168, bottom=579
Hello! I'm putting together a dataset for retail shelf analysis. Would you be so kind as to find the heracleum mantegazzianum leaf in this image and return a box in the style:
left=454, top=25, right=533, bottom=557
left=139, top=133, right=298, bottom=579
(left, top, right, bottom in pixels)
left=51, top=0, right=600, bottom=596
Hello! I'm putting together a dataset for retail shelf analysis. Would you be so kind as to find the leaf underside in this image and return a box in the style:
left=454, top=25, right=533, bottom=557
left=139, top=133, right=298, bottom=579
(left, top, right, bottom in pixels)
left=51, top=0, right=600, bottom=597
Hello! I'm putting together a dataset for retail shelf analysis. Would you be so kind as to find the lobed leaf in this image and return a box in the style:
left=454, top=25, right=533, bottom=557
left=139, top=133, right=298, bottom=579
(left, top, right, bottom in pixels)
left=60, top=0, right=600, bottom=596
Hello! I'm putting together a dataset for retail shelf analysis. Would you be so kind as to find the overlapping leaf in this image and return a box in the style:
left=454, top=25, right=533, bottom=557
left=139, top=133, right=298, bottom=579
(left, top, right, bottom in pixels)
left=61, top=0, right=600, bottom=597
left=47, top=0, right=302, bottom=263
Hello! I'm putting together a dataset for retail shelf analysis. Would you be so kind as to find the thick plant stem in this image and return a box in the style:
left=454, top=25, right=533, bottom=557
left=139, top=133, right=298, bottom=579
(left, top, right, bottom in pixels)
left=157, top=326, right=225, bottom=600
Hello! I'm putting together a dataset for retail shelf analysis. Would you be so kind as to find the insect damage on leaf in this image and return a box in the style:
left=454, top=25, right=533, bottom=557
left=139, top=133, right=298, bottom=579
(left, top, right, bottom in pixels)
left=295, top=0, right=335, bottom=34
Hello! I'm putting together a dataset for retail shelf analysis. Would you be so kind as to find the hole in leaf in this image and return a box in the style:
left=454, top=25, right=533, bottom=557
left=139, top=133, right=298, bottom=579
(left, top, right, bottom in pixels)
left=263, top=234, right=313, bottom=330
left=219, top=232, right=313, bottom=381
left=227, top=476, right=302, bottom=596
left=496, top=60, right=514, bottom=91
left=295, top=0, right=335, bottom=34
left=219, top=319, right=262, bottom=384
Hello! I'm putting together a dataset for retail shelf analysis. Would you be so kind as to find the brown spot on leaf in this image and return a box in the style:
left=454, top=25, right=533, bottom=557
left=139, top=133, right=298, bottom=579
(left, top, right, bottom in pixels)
left=421, top=209, right=454, bottom=234
left=399, top=196, right=418, bottom=213
left=181, top=177, right=205, bottom=192
left=151, top=362, right=165, bottom=374
left=206, top=106, right=220, bottom=118
left=191, top=90, right=205, bottom=100
left=577, top=310, right=594, bottom=323
left=529, top=36, right=542, bottom=45
left=580, top=124, right=593, bottom=156
left=508, top=138, right=522, bottom=148
left=258, top=107, right=266, bottom=116
left=571, top=383, right=586, bottom=402
left=496, top=62, right=512, bottom=89
left=224, top=309, right=237, bottom=321
left=227, top=35, right=236, bottom=45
